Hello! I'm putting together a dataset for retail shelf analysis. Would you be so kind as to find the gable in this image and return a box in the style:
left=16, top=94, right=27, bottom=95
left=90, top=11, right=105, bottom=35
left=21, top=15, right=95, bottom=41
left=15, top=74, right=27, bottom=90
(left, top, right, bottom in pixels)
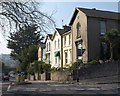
left=45, top=35, right=52, bottom=43
left=52, top=30, right=60, bottom=40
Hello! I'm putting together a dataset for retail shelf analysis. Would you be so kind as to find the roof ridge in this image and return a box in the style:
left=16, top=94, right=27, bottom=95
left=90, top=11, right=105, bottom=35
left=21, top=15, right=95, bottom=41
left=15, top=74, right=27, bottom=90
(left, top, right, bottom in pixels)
left=77, top=7, right=119, bottom=14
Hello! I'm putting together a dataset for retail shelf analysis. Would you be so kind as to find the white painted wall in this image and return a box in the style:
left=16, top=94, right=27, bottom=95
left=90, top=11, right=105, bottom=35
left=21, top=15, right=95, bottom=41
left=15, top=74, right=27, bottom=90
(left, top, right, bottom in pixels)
left=62, top=32, right=72, bottom=68
left=45, top=37, right=53, bottom=65
left=52, top=31, right=61, bottom=68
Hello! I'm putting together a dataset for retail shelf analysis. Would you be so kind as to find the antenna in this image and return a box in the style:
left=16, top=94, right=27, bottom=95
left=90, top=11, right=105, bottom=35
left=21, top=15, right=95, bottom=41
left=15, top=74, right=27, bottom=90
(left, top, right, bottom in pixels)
left=62, top=19, right=64, bottom=28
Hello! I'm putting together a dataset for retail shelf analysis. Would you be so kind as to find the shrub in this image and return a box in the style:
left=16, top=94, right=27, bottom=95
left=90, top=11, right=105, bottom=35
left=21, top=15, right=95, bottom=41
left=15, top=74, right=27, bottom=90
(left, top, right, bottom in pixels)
left=88, top=60, right=98, bottom=65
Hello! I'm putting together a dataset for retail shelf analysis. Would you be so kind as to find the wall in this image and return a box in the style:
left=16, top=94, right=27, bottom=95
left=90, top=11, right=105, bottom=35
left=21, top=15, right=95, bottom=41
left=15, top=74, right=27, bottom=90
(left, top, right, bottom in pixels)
left=45, top=37, right=53, bottom=65
left=87, top=17, right=119, bottom=61
left=78, top=61, right=120, bottom=79
left=62, top=32, right=72, bottom=68
left=71, top=10, right=88, bottom=63
left=51, top=70, right=70, bottom=81
left=52, top=31, right=62, bottom=68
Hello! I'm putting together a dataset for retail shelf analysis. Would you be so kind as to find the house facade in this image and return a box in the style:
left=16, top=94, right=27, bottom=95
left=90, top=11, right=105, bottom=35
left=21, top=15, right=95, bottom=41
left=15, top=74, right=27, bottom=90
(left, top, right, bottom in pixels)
left=38, top=43, right=46, bottom=61
left=45, top=34, right=53, bottom=64
left=62, top=26, right=72, bottom=68
left=69, top=7, right=120, bottom=63
left=38, top=7, right=120, bottom=67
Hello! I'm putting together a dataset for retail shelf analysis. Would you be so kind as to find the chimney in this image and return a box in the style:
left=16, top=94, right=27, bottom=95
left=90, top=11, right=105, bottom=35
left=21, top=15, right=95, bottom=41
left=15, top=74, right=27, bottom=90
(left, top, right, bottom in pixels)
left=63, top=25, right=71, bottom=31
left=92, top=8, right=96, bottom=10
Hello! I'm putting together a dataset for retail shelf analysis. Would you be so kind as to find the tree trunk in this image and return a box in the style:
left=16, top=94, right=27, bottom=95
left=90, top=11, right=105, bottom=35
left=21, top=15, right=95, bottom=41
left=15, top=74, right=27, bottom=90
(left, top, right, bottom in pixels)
left=34, top=73, right=36, bottom=80
left=110, top=43, right=113, bottom=60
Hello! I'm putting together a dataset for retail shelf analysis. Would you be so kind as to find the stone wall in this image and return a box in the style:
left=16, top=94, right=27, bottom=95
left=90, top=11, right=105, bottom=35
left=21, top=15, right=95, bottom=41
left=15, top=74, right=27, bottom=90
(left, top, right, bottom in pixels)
left=51, top=69, right=70, bottom=81
left=77, top=61, right=120, bottom=80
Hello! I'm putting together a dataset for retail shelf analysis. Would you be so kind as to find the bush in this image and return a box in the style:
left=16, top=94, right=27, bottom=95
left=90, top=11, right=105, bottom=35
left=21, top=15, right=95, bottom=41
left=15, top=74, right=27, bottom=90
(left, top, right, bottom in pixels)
left=88, top=60, right=98, bottom=65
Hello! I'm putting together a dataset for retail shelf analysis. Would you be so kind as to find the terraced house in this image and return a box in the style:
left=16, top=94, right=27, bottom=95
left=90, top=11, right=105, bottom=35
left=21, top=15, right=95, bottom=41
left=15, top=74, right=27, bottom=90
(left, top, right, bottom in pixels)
left=62, top=26, right=72, bottom=68
left=38, top=7, right=120, bottom=68
left=45, top=34, right=53, bottom=64
left=69, top=7, right=120, bottom=63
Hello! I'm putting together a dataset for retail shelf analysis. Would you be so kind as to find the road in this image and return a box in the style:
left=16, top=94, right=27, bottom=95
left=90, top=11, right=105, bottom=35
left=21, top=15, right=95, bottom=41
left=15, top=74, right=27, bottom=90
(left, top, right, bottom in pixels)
left=1, top=77, right=17, bottom=96
left=1, top=80, right=120, bottom=96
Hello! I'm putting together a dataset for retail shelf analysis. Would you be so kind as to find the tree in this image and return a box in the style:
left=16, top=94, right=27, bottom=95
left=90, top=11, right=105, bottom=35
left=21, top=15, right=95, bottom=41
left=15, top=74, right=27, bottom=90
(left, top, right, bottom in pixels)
left=7, top=24, right=40, bottom=61
left=18, top=45, right=38, bottom=73
left=102, top=28, right=119, bottom=60
left=0, top=1, right=55, bottom=35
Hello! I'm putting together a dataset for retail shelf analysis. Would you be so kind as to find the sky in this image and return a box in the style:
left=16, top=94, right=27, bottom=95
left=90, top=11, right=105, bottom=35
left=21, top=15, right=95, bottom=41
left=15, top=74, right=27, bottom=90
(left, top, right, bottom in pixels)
left=0, top=1, right=119, bottom=54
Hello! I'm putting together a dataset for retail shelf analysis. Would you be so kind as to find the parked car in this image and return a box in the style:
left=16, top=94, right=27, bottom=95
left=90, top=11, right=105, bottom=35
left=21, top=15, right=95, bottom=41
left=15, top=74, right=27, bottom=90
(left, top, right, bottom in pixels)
left=2, top=73, right=9, bottom=81
left=9, top=71, right=16, bottom=78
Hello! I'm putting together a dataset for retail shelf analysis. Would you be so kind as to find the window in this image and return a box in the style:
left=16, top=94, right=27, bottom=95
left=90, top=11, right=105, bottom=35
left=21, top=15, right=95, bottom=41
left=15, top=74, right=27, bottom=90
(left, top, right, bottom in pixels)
left=70, top=50, right=72, bottom=62
left=58, top=57, right=60, bottom=65
left=100, top=20, right=106, bottom=34
left=58, top=39, right=59, bottom=48
left=69, top=34, right=71, bottom=45
left=55, top=57, right=57, bottom=64
left=55, top=40, right=56, bottom=49
left=48, top=54, right=50, bottom=64
left=76, top=23, right=81, bottom=38
left=46, top=43, right=48, bottom=51
left=64, top=36, right=66, bottom=46
left=65, top=52, right=68, bottom=64
left=49, top=42, right=51, bottom=51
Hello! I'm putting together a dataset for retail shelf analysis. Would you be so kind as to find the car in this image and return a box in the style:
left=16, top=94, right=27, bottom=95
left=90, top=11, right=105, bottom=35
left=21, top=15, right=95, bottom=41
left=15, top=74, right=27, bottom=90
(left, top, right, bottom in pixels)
left=9, top=71, right=16, bottom=78
left=2, top=73, right=9, bottom=81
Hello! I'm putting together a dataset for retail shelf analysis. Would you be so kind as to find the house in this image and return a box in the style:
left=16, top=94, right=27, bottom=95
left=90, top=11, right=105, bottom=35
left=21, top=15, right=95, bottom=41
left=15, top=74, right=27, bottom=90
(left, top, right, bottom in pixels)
left=62, top=25, right=72, bottom=68
left=38, top=42, right=46, bottom=61
left=69, top=7, right=120, bottom=63
left=51, top=28, right=64, bottom=68
left=45, top=34, right=53, bottom=64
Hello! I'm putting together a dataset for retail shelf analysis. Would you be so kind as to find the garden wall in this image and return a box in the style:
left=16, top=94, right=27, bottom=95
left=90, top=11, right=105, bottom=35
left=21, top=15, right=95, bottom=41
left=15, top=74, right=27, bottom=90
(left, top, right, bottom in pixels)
left=77, top=61, right=120, bottom=80
left=51, top=69, right=71, bottom=81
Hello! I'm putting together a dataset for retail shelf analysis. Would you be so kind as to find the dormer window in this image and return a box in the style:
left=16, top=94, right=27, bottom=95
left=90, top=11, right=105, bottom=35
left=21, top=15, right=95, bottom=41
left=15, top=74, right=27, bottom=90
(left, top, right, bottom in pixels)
left=76, top=23, right=81, bottom=38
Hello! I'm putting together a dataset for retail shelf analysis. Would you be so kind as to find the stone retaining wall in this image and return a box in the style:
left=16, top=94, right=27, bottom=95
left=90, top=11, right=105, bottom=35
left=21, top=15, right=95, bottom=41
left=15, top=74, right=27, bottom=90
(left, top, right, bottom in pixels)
left=51, top=70, right=71, bottom=81
left=78, top=61, right=120, bottom=80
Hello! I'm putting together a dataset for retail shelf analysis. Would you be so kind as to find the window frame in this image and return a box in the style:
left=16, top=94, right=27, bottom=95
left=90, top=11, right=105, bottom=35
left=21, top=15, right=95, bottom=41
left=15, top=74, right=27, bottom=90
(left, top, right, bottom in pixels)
left=100, top=20, right=107, bottom=35
left=76, top=23, right=81, bottom=38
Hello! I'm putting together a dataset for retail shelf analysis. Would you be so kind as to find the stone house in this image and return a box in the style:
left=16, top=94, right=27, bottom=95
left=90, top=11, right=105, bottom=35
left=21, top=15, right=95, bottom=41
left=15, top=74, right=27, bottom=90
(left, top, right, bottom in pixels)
left=69, top=7, right=120, bottom=63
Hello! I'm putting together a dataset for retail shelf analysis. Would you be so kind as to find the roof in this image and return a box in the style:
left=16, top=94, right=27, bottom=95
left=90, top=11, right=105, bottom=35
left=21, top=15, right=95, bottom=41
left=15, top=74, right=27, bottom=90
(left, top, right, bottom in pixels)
left=38, top=43, right=45, bottom=48
left=45, top=34, right=53, bottom=43
left=56, top=28, right=65, bottom=35
left=69, top=7, right=119, bottom=25
left=56, top=25, right=71, bottom=35
left=47, top=34, right=53, bottom=40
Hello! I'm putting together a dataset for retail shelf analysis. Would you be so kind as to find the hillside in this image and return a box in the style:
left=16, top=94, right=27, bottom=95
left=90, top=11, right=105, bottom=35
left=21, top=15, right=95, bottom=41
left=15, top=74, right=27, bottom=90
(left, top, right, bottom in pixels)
left=0, top=54, right=19, bottom=68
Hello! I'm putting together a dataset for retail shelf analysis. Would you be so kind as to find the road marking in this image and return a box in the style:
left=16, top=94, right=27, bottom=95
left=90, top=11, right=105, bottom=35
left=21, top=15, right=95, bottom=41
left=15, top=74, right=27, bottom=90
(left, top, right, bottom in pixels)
left=24, top=88, right=37, bottom=91
left=7, top=84, right=11, bottom=91
left=87, top=87, right=100, bottom=90
left=48, top=84, right=70, bottom=86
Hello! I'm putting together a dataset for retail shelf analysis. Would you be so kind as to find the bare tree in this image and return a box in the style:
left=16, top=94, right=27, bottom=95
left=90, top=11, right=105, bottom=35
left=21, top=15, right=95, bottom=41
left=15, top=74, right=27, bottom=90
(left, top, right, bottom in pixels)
left=0, top=1, right=56, bottom=36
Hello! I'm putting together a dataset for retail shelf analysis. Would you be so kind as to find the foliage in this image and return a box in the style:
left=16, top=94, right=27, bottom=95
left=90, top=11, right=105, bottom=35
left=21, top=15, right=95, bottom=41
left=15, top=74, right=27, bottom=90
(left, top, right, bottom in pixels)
left=7, top=24, right=40, bottom=60
left=16, top=64, right=21, bottom=73
left=69, top=60, right=83, bottom=70
left=0, top=1, right=55, bottom=34
left=88, top=60, right=98, bottom=65
left=101, top=28, right=120, bottom=60
left=15, top=45, right=38, bottom=73
left=27, top=61, right=51, bottom=75
left=42, top=63, right=51, bottom=72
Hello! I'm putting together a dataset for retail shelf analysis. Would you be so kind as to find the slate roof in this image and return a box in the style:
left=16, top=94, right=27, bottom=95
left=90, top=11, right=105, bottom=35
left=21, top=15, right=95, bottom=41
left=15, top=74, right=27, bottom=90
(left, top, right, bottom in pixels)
left=69, top=7, right=119, bottom=25
left=56, top=25, right=71, bottom=35
left=47, top=34, right=53, bottom=40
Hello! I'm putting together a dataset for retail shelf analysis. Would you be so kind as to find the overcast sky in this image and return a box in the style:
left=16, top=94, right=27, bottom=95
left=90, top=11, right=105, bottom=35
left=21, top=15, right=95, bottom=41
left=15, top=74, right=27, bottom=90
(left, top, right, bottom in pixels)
left=0, top=1, right=119, bottom=54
